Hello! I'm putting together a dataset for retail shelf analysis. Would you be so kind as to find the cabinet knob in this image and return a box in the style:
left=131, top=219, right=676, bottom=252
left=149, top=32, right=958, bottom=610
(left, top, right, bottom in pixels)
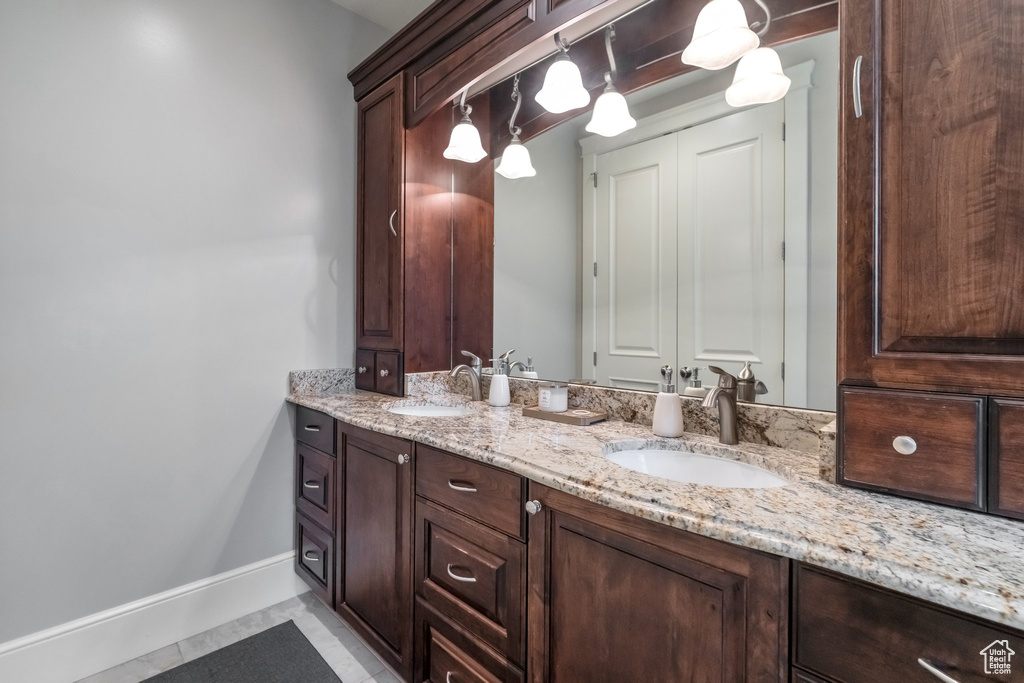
left=525, top=500, right=542, bottom=515
left=397, top=453, right=410, bottom=465
left=380, top=369, right=390, bottom=377
left=892, top=436, right=918, bottom=455
left=358, top=366, right=367, bottom=374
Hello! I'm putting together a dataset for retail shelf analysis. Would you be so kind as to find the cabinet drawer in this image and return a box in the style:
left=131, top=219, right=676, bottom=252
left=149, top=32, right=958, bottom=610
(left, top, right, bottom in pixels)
left=295, top=443, right=334, bottom=532
left=376, top=351, right=403, bottom=396
left=793, top=564, right=1022, bottom=683
left=296, top=405, right=335, bottom=455
left=838, top=387, right=984, bottom=509
left=414, top=598, right=524, bottom=683
left=356, top=349, right=376, bottom=392
left=416, top=446, right=524, bottom=538
left=296, top=511, right=334, bottom=605
left=416, top=499, right=525, bottom=664
left=990, top=398, right=1024, bottom=520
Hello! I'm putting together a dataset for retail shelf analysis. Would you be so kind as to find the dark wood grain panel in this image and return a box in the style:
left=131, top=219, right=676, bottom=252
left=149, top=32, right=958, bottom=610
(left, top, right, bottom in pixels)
left=793, top=564, right=1024, bottom=683
left=296, top=510, right=334, bottom=605
left=295, top=405, right=335, bottom=455
left=527, top=483, right=788, bottom=683
left=376, top=351, right=404, bottom=396
left=337, top=422, right=414, bottom=680
left=838, top=387, right=985, bottom=509
left=791, top=669, right=830, bottom=683
left=414, top=597, right=526, bottom=683
left=295, top=443, right=334, bottom=532
left=416, top=499, right=526, bottom=664
left=357, top=75, right=404, bottom=351
left=416, top=445, right=525, bottom=539
left=990, top=398, right=1024, bottom=520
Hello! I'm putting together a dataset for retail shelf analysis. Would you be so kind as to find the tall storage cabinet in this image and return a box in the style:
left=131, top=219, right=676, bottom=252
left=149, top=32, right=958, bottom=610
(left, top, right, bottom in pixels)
left=837, top=0, right=1024, bottom=514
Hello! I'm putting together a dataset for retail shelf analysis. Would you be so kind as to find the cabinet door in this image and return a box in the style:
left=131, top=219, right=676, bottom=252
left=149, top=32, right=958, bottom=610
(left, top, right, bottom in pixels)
left=990, top=398, right=1024, bottom=520
left=839, top=0, right=1024, bottom=396
left=337, top=423, right=414, bottom=680
left=357, top=74, right=405, bottom=351
left=526, top=484, right=788, bottom=683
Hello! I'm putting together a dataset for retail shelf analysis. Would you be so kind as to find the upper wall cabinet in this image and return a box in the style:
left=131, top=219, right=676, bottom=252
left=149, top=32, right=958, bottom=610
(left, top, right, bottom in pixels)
left=839, top=0, right=1024, bottom=397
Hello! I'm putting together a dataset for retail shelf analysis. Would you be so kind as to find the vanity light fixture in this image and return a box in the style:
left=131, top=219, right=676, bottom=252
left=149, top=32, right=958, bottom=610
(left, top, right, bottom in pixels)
left=535, top=33, right=591, bottom=114
left=443, top=89, right=487, bottom=163
left=496, top=74, right=537, bottom=179
left=682, top=0, right=759, bottom=70
left=725, top=2, right=791, bottom=106
left=586, top=25, right=636, bottom=138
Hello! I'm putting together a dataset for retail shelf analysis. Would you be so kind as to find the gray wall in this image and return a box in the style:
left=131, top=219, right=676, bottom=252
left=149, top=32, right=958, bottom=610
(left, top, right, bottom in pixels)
left=0, top=0, right=389, bottom=642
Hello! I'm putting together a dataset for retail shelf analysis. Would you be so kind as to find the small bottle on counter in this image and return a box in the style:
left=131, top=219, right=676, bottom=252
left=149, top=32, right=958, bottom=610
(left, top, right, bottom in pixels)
left=681, top=366, right=708, bottom=398
left=653, top=365, right=685, bottom=438
left=488, top=357, right=511, bottom=407
left=521, top=356, right=539, bottom=379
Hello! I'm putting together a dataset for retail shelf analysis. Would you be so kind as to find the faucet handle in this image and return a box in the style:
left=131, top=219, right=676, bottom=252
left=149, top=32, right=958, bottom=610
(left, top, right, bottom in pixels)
left=754, top=380, right=768, bottom=395
left=707, top=366, right=737, bottom=389
left=498, top=348, right=515, bottom=361
left=460, top=350, right=483, bottom=369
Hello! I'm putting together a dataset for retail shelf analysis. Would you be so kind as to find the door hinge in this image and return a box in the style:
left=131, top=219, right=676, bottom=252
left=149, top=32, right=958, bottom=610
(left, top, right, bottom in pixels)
left=594, top=352, right=598, bottom=366
left=781, top=241, right=786, bottom=261
left=781, top=361, right=785, bottom=380
left=591, top=172, right=598, bottom=188
left=782, top=123, right=786, bottom=141
left=593, top=262, right=598, bottom=277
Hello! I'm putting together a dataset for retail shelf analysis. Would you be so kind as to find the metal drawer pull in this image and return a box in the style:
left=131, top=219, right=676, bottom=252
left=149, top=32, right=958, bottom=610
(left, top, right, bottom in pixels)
left=358, top=366, right=367, bottom=374
left=853, top=55, right=864, bottom=118
left=380, top=369, right=389, bottom=377
left=448, top=480, right=477, bottom=493
left=446, top=564, right=477, bottom=583
left=917, top=659, right=960, bottom=683
left=525, top=500, right=542, bottom=515
left=397, top=453, right=410, bottom=464
left=389, top=210, right=398, bottom=237
left=893, top=436, right=918, bottom=455
left=446, top=673, right=454, bottom=683
left=303, top=480, right=321, bottom=489
left=303, top=550, right=319, bottom=562
left=304, top=425, right=321, bottom=432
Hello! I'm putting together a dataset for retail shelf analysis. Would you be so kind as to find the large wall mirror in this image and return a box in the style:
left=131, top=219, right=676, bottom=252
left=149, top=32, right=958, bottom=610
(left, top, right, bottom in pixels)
left=491, top=29, right=838, bottom=411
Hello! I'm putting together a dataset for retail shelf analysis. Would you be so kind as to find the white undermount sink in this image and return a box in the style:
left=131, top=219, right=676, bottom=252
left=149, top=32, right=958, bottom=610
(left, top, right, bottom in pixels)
left=605, top=449, right=788, bottom=489
left=386, top=403, right=471, bottom=417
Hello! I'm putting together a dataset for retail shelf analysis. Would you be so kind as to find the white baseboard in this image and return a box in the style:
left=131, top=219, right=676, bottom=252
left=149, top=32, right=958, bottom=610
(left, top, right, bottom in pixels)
left=0, top=551, right=310, bottom=683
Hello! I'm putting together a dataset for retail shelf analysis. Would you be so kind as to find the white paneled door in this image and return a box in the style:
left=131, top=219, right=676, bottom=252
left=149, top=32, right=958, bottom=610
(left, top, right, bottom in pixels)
left=594, top=137, right=678, bottom=390
left=592, top=100, right=785, bottom=397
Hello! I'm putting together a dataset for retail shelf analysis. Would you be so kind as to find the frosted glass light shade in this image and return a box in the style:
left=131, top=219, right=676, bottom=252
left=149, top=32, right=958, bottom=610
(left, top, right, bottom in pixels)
left=443, top=115, right=487, bottom=163
left=726, top=47, right=791, bottom=106
left=585, top=86, right=636, bottom=138
left=495, top=135, right=536, bottom=179
left=682, top=0, right=759, bottom=70
left=535, top=54, right=591, bottom=114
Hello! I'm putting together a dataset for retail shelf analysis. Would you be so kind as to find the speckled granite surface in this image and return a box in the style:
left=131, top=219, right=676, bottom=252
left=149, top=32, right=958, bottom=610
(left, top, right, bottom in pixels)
left=289, top=379, right=1024, bottom=632
left=289, top=368, right=354, bottom=395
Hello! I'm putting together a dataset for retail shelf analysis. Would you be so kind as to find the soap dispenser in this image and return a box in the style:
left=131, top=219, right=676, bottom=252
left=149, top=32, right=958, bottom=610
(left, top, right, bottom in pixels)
left=488, top=351, right=512, bottom=407
left=681, top=367, right=708, bottom=398
left=653, top=365, right=685, bottom=438
left=521, top=357, right=539, bottom=379
left=736, top=361, right=768, bottom=403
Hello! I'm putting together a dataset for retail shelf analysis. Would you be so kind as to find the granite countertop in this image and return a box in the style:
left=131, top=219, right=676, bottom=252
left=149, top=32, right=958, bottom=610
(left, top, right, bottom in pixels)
left=287, top=386, right=1024, bottom=632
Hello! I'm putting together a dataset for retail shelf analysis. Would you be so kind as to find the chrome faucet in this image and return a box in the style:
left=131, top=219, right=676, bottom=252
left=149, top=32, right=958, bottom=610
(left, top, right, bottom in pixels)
left=701, top=366, right=739, bottom=445
left=449, top=350, right=483, bottom=401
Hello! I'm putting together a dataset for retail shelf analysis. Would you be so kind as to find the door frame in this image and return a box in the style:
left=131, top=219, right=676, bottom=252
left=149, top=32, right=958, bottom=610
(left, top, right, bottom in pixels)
left=580, top=60, right=816, bottom=405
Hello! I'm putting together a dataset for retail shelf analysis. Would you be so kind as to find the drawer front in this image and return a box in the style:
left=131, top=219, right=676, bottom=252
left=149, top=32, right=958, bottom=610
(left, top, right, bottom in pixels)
left=416, top=500, right=525, bottom=664
left=296, top=511, right=334, bottom=605
left=838, top=387, right=984, bottom=508
left=990, top=398, right=1024, bottom=520
left=356, top=349, right=376, bottom=392
left=376, top=351, right=404, bottom=396
left=296, top=443, right=334, bottom=532
left=296, top=405, right=335, bottom=455
left=794, top=564, right=1022, bottom=683
left=415, top=598, right=525, bottom=683
left=416, top=446, right=524, bottom=538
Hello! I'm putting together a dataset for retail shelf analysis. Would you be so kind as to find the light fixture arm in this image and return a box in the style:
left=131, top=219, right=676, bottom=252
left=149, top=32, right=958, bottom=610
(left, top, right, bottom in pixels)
left=508, top=74, right=523, bottom=137
left=457, top=89, right=473, bottom=120
left=751, top=0, right=772, bottom=37
left=554, top=32, right=570, bottom=53
left=603, top=25, right=618, bottom=83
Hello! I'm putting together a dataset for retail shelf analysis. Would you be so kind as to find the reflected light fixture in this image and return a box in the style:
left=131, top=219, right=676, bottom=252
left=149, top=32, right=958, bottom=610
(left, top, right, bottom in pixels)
left=535, top=33, right=591, bottom=114
left=681, top=0, right=759, bottom=70
left=586, top=25, right=636, bottom=138
left=725, top=1, right=791, bottom=106
left=443, top=89, right=487, bottom=163
left=496, top=74, right=537, bottom=179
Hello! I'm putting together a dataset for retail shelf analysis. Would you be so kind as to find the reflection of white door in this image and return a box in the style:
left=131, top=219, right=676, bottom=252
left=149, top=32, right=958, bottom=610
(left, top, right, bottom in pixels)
left=594, top=137, right=678, bottom=390
left=677, top=101, right=786, bottom=398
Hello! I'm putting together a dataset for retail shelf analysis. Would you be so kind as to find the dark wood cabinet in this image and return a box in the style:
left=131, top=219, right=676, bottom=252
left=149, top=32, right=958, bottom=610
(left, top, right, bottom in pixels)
left=526, top=483, right=788, bottom=682
left=337, top=422, right=415, bottom=681
left=793, top=563, right=1024, bottom=683
left=295, top=443, right=335, bottom=532
left=414, top=598, right=525, bottom=683
left=989, top=398, right=1024, bottom=520
left=296, top=510, right=334, bottom=606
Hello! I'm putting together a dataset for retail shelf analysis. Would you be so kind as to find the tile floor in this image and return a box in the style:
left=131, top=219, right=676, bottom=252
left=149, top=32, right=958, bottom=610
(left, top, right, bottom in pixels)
left=75, top=592, right=399, bottom=683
